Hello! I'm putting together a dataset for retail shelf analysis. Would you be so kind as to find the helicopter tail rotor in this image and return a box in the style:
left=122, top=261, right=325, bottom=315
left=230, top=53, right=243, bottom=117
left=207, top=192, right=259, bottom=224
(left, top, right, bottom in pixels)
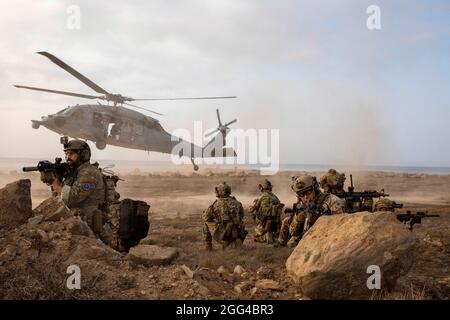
left=205, top=109, right=237, bottom=138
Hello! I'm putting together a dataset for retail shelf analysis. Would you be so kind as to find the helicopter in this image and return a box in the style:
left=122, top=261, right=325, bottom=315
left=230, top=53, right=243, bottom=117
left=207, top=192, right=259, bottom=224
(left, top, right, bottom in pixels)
left=14, top=52, right=238, bottom=171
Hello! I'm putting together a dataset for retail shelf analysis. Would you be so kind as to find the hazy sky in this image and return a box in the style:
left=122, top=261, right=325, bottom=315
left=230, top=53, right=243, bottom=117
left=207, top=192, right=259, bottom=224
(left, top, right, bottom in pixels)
left=0, top=0, right=449, bottom=166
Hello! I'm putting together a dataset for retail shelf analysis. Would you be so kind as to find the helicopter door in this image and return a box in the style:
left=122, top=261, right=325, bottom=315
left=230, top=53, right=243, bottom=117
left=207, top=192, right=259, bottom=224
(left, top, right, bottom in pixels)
left=108, top=122, right=122, bottom=141
left=92, top=112, right=108, bottom=138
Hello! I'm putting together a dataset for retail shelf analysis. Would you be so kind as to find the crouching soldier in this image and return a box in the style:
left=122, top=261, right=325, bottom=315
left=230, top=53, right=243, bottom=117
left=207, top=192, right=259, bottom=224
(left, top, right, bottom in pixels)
left=249, top=179, right=284, bottom=244
left=202, top=182, right=247, bottom=250
left=40, top=140, right=112, bottom=244
left=275, top=175, right=345, bottom=248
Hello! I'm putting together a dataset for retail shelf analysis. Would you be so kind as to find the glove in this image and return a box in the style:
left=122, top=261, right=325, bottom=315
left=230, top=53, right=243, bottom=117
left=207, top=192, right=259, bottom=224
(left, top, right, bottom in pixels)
left=40, top=171, right=55, bottom=184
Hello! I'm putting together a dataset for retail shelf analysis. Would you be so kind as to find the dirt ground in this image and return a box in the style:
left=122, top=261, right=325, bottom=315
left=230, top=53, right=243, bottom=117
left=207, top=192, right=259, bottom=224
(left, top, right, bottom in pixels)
left=2, top=168, right=450, bottom=299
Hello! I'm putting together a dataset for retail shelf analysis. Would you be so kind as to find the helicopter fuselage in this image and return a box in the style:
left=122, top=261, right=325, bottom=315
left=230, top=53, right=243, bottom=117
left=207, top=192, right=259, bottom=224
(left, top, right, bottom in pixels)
left=32, top=104, right=201, bottom=156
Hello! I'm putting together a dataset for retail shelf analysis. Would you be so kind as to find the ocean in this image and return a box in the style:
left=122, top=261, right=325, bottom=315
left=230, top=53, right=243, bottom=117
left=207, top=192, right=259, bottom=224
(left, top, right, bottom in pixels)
left=1, top=157, right=450, bottom=174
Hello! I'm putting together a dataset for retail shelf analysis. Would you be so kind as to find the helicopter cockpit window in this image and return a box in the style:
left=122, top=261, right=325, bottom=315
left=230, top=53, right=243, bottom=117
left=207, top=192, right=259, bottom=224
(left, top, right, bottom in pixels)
left=73, top=109, right=84, bottom=119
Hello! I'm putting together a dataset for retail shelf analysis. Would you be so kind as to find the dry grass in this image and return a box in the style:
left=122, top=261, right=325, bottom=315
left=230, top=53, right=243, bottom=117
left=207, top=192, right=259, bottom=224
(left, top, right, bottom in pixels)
left=371, top=284, right=428, bottom=300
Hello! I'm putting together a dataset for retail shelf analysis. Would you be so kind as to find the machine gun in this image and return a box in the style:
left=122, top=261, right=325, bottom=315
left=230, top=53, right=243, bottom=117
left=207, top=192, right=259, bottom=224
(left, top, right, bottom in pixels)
left=22, top=157, right=73, bottom=184
left=335, top=174, right=391, bottom=213
left=396, top=210, right=440, bottom=230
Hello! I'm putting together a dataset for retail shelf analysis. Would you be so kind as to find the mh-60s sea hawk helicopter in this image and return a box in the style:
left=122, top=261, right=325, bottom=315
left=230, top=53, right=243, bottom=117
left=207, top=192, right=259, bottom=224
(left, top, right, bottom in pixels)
left=14, top=52, right=238, bottom=170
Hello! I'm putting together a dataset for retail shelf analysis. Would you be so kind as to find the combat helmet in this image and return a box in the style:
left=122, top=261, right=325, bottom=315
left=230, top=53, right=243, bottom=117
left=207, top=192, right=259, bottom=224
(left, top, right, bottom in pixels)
left=374, top=198, right=396, bottom=212
left=320, top=169, right=346, bottom=191
left=291, top=175, right=319, bottom=195
left=63, top=140, right=91, bottom=162
left=215, top=182, right=231, bottom=198
left=258, top=179, right=272, bottom=191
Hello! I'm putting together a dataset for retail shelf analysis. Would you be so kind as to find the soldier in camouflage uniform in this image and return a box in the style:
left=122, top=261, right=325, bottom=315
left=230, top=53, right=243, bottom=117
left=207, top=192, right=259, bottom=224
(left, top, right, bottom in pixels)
left=374, top=198, right=400, bottom=212
left=249, top=179, right=284, bottom=244
left=41, top=140, right=111, bottom=243
left=319, top=169, right=346, bottom=194
left=275, top=175, right=345, bottom=248
left=202, top=182, right=247, bottom=250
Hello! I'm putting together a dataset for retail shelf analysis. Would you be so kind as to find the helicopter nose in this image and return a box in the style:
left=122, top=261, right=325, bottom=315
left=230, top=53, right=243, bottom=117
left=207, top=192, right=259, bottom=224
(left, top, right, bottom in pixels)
left=41, top=115, right=66, bottom=127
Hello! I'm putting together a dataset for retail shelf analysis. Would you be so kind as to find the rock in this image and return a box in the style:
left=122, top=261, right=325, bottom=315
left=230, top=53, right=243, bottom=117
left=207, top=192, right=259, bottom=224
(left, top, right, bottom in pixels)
left=36, top=229, right=49, bottom=242
left=197, top=285, right=211, bottom=296
left=127, top=245, right=179, bottom=266
left=64, top=217, right=94, bottom=237
left=217, top=266, right=227, bottom=274
left=139, top=236, right=154, bottom=245
left=234, top=265, right=245, bottom=275
left=48, top=231, right=56, bottom=240
left=256, top=266, right=274, bottom=279
left=180, top=264, right=194, bottom=279
left=33, top=197, right=70, bottom=222
left=255, top=279, right=282, bottom=291
left=0, top=179, right=32, bottom=230
left=28, top=215, right=44, bottom=225
left=234, top=281, right=253, bottom=294
left=286, top=211, right=417, bottom=299
left=0, top=245, right=17, bottom=262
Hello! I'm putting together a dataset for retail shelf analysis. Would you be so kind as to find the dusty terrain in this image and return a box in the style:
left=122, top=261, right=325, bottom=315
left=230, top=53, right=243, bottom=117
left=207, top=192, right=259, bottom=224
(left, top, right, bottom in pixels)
left=1, top=168, right=449, bottom=299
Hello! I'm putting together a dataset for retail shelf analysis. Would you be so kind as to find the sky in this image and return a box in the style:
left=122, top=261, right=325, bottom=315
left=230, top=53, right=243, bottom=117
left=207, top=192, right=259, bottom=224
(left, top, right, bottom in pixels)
left=0, top=0, right=449, bottom=167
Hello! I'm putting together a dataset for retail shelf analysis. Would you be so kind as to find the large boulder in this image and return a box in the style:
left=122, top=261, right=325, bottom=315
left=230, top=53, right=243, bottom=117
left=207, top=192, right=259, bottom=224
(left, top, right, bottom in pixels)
left=286, top=211, right=417, bottom=299
left=0, top=179, right=32, bottom=231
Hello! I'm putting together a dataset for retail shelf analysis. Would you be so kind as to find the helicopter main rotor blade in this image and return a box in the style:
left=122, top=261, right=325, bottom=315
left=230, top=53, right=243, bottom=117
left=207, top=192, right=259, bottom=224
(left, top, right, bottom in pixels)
left=216, top=109, right=222, bottom=126
left=223, top=119, right=237, bottom=127
left=14, top=85, right=103, bottom=100
left=124, top=102, right=164, bottom=116
left=131, top=96, right=236, bottom=101
left=37, top=51, right=109, bottom=95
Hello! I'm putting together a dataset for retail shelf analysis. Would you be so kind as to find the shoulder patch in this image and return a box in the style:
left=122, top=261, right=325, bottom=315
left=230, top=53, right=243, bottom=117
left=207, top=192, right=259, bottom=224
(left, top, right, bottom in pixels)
left=82, top=182, right=93, bottom=191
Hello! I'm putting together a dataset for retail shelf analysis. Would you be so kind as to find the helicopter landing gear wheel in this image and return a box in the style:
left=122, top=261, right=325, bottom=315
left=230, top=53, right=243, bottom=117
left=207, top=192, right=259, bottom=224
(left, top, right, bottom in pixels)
left=96, top=140, right=107, bottom=150
left=190, top=158, right=199, bottom=171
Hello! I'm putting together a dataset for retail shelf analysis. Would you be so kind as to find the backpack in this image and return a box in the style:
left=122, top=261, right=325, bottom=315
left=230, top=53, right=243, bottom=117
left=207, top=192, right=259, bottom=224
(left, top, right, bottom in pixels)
left=119, top=199, right=150, bottom=247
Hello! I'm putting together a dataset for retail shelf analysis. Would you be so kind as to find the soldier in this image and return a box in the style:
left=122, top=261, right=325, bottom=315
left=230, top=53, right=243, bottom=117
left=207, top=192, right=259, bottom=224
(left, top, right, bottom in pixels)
left=249, top=179, right=284, bottom=244
left=319, top=169, right=346, bottom=194
left=202, top=182, right=247, bottom=250
left=275, top=175, right=345, bottom=248
left=374, top=198, right=401, bottom=212
left=40, top=140, right=111, bottom=243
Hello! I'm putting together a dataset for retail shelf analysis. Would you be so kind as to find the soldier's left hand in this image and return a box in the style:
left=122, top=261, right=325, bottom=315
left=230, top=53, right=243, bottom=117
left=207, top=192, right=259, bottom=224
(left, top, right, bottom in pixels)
left=40, top=171, right=55, bottom=184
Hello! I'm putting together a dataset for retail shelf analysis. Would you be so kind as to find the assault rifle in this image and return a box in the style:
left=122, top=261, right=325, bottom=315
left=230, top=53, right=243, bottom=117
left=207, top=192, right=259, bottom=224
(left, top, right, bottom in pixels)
left=22, top=157, right=73, bottom=184
left=396, top=210, right=440, bottom=230
left=335, top=174, right=392, bottom=213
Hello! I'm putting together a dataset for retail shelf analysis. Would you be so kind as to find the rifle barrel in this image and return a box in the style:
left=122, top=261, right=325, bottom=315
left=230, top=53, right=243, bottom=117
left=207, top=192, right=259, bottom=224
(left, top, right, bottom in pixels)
left=22, top=166, right=39, bottom=172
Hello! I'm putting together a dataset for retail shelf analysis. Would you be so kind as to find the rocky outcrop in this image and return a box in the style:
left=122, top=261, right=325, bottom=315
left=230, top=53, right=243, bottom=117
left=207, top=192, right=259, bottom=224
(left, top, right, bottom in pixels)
left=0, top=179, right=32, bottom=231
left=33, top=197, right=71, bottom=222
left=286, top=211, right=418, bottom=299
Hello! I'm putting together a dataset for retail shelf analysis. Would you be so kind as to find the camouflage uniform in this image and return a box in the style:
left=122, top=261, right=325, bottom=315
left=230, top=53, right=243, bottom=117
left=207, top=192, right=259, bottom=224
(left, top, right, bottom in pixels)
left=61, top=162, right=108, bottom=236
left=374, top=198, right=400, bottom=212
left=249, top=180, right=283, bottom=243
left=319, top=169, right=346, bottom=194
left=202, top=182, right=247, bottom=250
left=277, top=175, right=345, bottom=247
